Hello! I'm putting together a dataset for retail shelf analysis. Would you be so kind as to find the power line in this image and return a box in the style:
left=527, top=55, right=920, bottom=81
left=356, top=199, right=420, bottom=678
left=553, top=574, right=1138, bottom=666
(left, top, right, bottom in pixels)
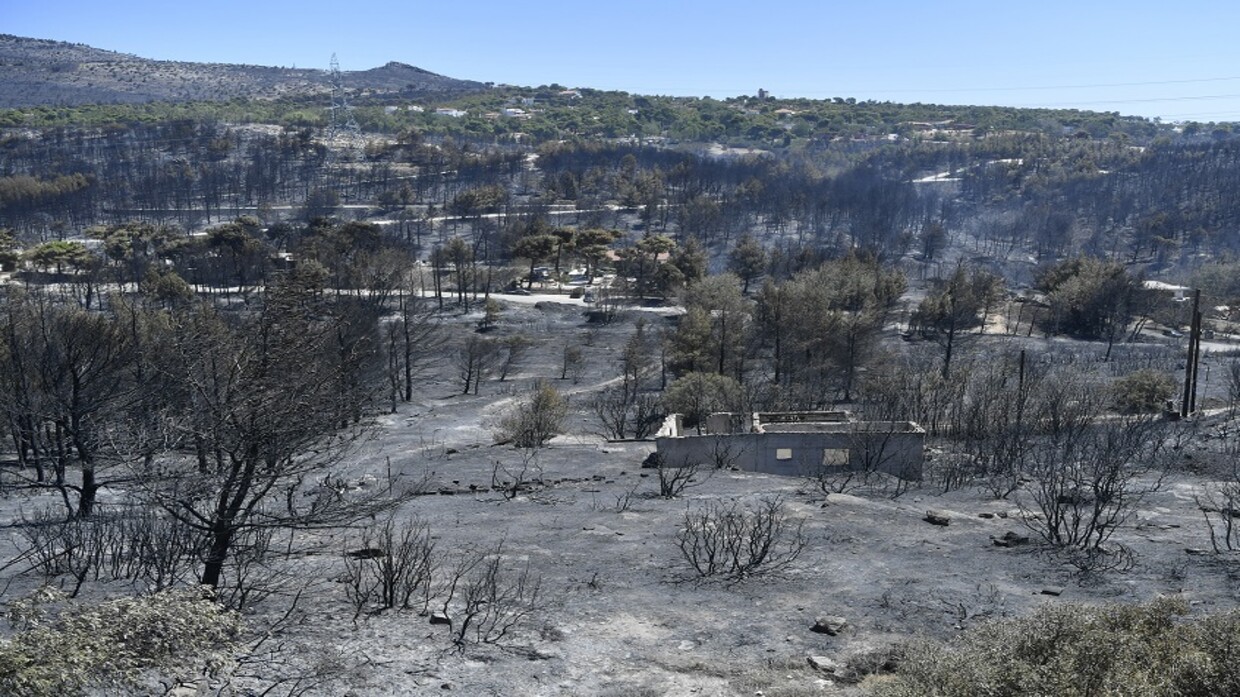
left=597, top=71, right=1240, bottom=115
left=839, top=76, right=1240, bottom=95
left=1155, top=109, right=1240, bottom=120
left=1018, top=92, right=1240, bottom=108
left=588, top=74, right=1240, bottom=99
left=642, top=87, right=1240, bottom=106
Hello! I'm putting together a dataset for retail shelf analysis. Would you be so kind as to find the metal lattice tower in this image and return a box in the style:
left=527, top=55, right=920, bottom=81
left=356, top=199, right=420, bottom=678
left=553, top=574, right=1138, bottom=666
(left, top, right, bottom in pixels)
left=326, top=53, right=360, bottom=144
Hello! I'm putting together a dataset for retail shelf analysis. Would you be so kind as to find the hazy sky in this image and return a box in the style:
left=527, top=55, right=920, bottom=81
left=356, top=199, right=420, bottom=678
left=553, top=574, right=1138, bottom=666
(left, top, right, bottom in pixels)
left=9, top=0, right=1240, bottom=121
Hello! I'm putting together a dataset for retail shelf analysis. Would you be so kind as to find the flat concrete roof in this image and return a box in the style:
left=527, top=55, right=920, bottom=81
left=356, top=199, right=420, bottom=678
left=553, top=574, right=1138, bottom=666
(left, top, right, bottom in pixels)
left=759, top=421, right=925, bottom=434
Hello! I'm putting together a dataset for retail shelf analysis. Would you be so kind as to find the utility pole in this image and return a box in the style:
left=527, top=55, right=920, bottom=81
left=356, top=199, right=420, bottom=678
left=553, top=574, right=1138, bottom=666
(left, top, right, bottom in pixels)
left=1190, top=305, right=1204, bottom=414
left=1181, top=289, right=1201, bottom=418
left=1018, top=349, right=1026, bottom=391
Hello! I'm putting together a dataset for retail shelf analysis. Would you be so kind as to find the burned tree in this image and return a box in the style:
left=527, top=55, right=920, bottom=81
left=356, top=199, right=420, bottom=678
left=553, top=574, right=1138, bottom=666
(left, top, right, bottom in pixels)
left=384, top=291, right=443, bottom=411
left=1016, top=373, right=1172, bottom=560
left=141, top=276, right=402, bottom=588
left=0, top=291, right=141, bottom=518
left=593, top=320, right=663, bottom=439
left=455, top=335, right=500, bottom=395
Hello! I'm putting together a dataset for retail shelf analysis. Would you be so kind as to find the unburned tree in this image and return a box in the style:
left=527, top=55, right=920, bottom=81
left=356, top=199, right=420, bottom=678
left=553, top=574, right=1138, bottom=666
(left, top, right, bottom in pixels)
left=616, top=234, right=677, bottom=300
left=669, top=274, right=751, bottom=378
left=662, top=372, right=743, bottom=433
left=478, top=298, right=502, bottom=332
left=512, top=234, right=558, bottom=289
left=728, top=234, right=767, bottom=294
left=911, top=264, right=1002, bottom=378
left=24, top=240, right=93, bottom=276
left=496, top=381, right=568, bottom=449
left=1037, top=257, right=1150, bottom=359
left=572, top=228, right=620, bottom=281
left=758, top=255, right=905, bottom=404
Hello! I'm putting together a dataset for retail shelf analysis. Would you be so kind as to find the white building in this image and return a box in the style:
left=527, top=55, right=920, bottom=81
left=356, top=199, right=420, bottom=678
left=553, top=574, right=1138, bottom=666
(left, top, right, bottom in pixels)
left=1143, top=280, right=1192, bottom=301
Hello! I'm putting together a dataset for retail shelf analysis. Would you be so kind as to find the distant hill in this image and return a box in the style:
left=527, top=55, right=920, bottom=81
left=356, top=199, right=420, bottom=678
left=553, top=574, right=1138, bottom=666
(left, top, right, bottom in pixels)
left=0, top=35, right=487, bottom=108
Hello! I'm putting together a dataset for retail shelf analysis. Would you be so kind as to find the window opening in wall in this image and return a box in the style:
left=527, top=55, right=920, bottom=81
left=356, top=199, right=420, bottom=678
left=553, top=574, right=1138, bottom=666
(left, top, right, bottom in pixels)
left=822, top=448, right=849, bottom=466
left=775, top=448, right=793, bottom=460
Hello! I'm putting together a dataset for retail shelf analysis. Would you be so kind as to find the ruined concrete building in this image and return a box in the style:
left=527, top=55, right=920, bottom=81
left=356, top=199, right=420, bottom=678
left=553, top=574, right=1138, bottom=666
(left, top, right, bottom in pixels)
left=655, top=411, right=925, bottom=480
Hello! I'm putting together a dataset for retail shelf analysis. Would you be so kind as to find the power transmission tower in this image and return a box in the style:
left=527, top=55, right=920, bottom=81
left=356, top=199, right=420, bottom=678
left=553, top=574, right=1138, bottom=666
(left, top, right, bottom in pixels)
left=326, top=53, right=361, bottom=145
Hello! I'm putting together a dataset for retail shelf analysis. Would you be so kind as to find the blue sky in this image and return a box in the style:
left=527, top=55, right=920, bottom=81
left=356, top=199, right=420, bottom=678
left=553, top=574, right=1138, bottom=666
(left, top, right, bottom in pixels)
left=9, top=0, right=1240, bottom=121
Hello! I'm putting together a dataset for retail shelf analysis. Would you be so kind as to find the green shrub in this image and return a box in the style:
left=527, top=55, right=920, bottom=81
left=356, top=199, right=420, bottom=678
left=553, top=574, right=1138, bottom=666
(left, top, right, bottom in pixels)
left=871, top=598, right=1240, bottom=697
left=661, top=372, right=743, bottom=431
left=496, top=381, right=568, bottom=448
left=1112, top=369, right=1177, bottom=413
left=0, top=587, right=242, bottom=696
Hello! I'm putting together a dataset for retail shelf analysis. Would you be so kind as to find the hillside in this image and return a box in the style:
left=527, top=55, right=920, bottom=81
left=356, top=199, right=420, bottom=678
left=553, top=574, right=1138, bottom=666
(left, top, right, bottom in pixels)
left=0, top=34, right=487, bottom=107
left=9, top=30, right=1240, bottom=696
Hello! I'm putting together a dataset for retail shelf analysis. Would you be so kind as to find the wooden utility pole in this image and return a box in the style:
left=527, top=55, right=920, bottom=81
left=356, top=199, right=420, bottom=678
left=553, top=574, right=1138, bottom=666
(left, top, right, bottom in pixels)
left=1181, top=289, right=1201, bottom=418
left=1018, top=349, right=1026, bottom=390
left=1190, top=307, right=1204, bottom=414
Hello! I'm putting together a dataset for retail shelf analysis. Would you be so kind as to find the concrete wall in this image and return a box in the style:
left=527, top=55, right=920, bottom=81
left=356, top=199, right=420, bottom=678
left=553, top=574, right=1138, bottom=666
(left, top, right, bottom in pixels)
left=655, top=414, right=683, bottom=438
left=655, top=429, right=924, bottom=481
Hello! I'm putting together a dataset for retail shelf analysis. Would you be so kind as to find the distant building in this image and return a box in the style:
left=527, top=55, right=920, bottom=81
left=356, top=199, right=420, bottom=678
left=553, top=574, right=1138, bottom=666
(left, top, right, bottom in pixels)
left=757, top=88, right=770, bottom=100
left=1143, top=280, right=1192, bottom=301
left=434, top=108, right=467, bottom=118
left=655, top=411, right=924, bottom=480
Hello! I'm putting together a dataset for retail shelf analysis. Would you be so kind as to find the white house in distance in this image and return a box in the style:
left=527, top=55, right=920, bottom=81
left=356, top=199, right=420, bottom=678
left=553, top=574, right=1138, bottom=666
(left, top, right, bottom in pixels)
left=435, top=108, right=467, bottom=118
left=1144, top=280, right=1192, bottom=301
